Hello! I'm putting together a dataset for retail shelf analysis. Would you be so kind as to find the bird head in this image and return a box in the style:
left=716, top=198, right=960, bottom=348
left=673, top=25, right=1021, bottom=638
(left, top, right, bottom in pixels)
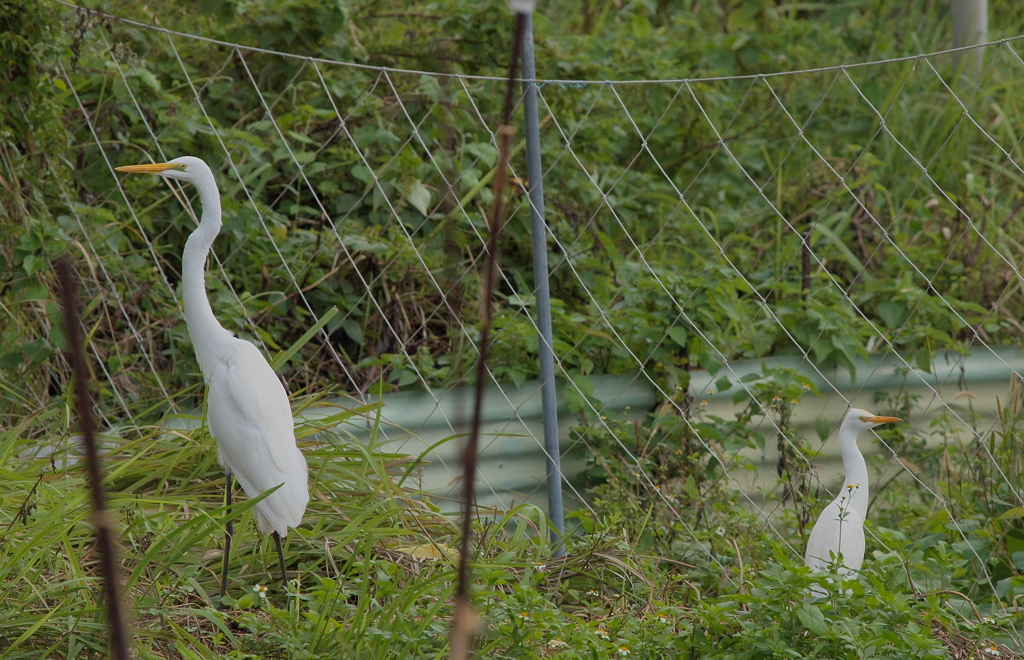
left=116, top=156, right=212, bottom=183
left=845, top=408, right=902, bottom=431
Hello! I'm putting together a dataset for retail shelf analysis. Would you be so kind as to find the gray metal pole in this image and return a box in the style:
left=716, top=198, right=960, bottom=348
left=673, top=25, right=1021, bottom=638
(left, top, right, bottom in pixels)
left=521, top=14, right=565, bottom=557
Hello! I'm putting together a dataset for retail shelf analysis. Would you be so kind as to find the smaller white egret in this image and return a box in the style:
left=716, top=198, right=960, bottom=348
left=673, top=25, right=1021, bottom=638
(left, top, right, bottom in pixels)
left=116, top=157, right=309, bottom=599
left=804, top=408, right=901, bottom=585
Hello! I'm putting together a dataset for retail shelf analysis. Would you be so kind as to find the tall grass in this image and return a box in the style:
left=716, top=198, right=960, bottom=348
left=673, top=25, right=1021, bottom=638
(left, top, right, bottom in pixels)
left=0, top=398, right=672, bottom=657
left=0, top=400, right=456, bottom=657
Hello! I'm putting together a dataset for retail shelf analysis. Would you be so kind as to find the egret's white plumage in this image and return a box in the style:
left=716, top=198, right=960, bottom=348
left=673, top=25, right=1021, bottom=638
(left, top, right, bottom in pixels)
left=205, top=338, right=308, bottom=535
left=804, top=408, right=900, bottom=579
left=117, top=156, right=308, bottom=588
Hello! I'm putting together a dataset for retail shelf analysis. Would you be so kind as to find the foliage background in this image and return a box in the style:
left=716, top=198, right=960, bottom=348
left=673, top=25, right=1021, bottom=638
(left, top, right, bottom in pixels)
left=4, top=0, right=1024, bottom=657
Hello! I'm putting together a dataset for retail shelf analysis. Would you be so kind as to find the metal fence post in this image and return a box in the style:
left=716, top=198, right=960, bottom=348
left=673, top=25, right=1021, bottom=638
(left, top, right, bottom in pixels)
left=521, top=14, right=565, bottom=557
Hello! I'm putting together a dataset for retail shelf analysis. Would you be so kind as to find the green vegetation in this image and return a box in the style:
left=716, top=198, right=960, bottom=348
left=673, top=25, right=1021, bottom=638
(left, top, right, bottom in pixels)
left=4, top=0, right=1024, bottom=657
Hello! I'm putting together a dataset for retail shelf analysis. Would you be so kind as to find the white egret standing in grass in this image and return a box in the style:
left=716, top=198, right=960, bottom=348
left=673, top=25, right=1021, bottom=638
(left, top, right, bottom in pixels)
left=804, top=408, right=901, bottom=586
left=117, top=157, right=308, bottom=598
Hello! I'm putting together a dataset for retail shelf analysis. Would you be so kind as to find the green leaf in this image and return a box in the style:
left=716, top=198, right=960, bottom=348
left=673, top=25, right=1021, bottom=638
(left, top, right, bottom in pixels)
left=566, top=373, right=596, bottom=414
left=812, top=221, right=865, bottom=272
left=815, top=417, right=832, bottom=442
left=351, top=164, right=374, bottom=185
left=796, top=602, right=828, bottom=635
left=701, top=350, right=723, bottom=376
left=877, top=300, right=909, bottom=329
left=340, top=318, right=363, bottom=344
left=130, top=68, right=161, bottom=93
left=914, top=349, right=932, bottom=372
left=571, top=372, right=595, bottom=398
left=631, top=12, right=652, bottom=39
left=667, top=326, right=689, bottom=348
left=406, top=180, right=432, bottom=216
left=1007, top=529, right=1024, bottom=556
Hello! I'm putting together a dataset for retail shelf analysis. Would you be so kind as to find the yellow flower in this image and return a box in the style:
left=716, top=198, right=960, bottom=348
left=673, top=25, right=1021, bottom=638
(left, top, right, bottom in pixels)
left=618, top=646, right=630, bottom=656
left=597, top=627, right=609, bottom=640
left=549, top=638, right=566, bottom=649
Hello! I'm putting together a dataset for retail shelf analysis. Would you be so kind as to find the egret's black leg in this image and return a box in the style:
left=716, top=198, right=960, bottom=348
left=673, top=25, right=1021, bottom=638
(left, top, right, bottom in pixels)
left=219, top=472, right=234, bottom=604
left=272, top=531, right=288, bottom=587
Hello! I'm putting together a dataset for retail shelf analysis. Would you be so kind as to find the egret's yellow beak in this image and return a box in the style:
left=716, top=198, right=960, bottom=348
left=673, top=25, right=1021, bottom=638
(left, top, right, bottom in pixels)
left=116, top=162, right=177, bottom=174
left=864, top=415, right=902, bottom=424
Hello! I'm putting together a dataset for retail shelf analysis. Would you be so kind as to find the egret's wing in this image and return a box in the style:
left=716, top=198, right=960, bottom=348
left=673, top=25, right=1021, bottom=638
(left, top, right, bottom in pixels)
left=804, top=502, right=865, bottom=573
left=211, top=340, right=298, bottom=470
left=207, top=338, right=308, bottom=534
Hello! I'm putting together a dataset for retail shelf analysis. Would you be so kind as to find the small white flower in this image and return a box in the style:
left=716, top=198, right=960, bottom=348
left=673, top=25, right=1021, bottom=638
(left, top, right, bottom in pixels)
left=253, top=584, right=267, bottom=598
left=596, top=627, right=609, bottom=640
left=617, top=646, right=630, bottom=656
left=536, top=564, right=547, bottom=572
left=518, top=611, right=531, bottom=621
left=548, top=638, right=566, bottom=649
left=586, top=589, right=599, bottom=596
left=984, top=646, right=1000, bottom=656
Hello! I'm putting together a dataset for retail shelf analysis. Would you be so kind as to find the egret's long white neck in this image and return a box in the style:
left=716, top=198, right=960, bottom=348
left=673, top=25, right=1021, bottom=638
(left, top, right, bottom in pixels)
left=181, top=173, right=232, bottom=380
left=836, top=416, right=870, bottom=520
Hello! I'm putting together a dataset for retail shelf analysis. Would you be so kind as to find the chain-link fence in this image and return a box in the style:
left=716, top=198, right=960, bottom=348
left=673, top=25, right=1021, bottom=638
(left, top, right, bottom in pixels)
left=33, top=6, right=1024, bottom=623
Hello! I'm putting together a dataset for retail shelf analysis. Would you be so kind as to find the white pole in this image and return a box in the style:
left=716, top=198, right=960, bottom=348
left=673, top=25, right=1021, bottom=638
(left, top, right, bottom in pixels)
left=951, top=0, right=988, bottom=81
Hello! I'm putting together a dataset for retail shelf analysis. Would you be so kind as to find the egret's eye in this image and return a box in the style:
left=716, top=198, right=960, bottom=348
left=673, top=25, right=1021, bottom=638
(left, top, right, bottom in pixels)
left=176, top=164, right=188, bottom=171
left=859, top=416, right=870, bottom=422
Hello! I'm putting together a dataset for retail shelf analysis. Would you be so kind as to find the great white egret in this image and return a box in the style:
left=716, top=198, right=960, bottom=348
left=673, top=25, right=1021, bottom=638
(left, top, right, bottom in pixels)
left=804, top=408, right=901, bottom=587
left=116, top=156, right=308, bottom=598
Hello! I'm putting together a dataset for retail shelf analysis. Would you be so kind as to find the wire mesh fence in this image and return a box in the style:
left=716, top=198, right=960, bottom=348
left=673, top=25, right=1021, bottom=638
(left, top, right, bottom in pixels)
left=20, top=4, right=1024, bottom=628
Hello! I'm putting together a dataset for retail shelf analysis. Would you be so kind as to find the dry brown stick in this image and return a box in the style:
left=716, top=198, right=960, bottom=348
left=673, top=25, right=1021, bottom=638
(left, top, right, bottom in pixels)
left=449, top=11, right=528, bottom=660
left=56, top=258, right=132, bottom=660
